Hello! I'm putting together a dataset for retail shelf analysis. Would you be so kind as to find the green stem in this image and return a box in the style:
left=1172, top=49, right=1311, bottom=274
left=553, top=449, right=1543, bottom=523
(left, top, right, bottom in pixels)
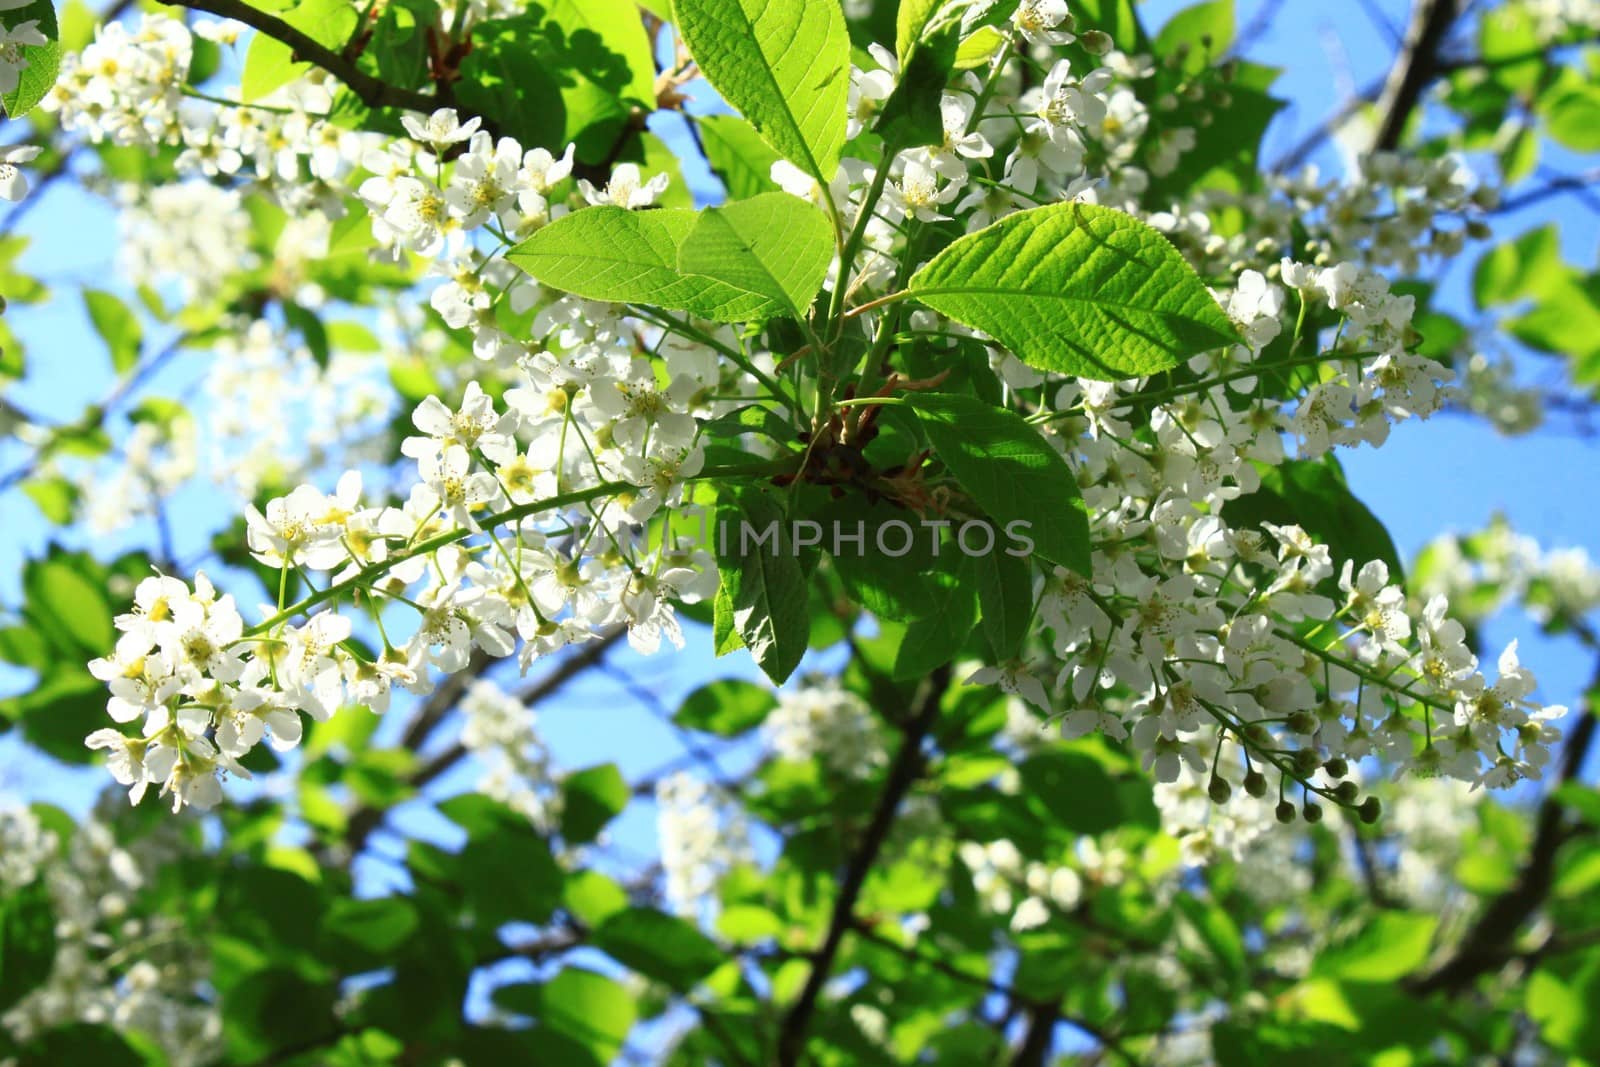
left=246, top=460, right=790, bottom=637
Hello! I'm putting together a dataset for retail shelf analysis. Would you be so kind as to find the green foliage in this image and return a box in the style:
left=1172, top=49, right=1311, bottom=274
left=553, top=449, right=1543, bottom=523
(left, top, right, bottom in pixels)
left=675, top=678, right=779, bottom=735
left=83, top=289, right=142, bottom=375
left=676, top=192, right=835, bottom=320
left=714, top=486, right=810, bottom=683
left=910, top=392, right=1092, bottom=576
left=672, top=0, right=850, bottom=185
left=559, top=762, right=630, bottom=844
left=242, top=0, right=358, bottom=101
left=1, top=0, right=61, bottom=118
left=907, top=202, right=1240, bottom=379
left=0, top=879, right=56, bottom=1014
left=511, top=201, right=829, bottom=323
left=697, top=114, right=782, bottom=199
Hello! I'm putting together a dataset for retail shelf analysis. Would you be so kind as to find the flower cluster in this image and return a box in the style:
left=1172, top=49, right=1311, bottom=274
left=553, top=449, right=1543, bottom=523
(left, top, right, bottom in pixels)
left=459, top=678, right=558, bottom=832
left=63, top=2, right=1566, bottom=829
left=763, top=678, right=886, bottom=778
left=656, top=772, right=753, bottom=917
left=0, top=805, right=218, bottom=1065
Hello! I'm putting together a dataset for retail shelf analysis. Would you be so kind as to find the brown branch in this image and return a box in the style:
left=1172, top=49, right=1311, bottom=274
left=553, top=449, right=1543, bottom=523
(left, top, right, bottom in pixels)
left=1371, top=0, right=1461, bottom=152
left=164, top=0, right=447, bottom=118
left=775, top=664, right=952, bottom=1066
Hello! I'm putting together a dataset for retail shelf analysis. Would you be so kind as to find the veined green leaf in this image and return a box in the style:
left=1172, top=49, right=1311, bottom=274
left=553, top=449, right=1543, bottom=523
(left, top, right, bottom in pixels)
left=907, top=202, right=1239, bottom=379
left=1, top=0, right=61, bottom=119
left=512, top=202, right=826, bottom=323
left=677, top=192, right=834, bottom=320
left=508, top=206, right=767, bottom=321
left=714, top=488, right=808, bottom=684
left=910, top=392, right=1092, bottom=576
left=954, top=25, right=1006, bottom=70
left=895, top=0, right=941, bottom=63
left=672, top=0, right=849, bottom=185
left=697, top=114, right=781, bottom=200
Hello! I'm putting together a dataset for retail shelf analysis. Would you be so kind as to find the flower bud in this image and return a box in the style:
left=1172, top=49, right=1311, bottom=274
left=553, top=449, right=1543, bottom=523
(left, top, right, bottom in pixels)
left=1207, top=776, right=1232, bottom=804
left=1243, top=770, right=1268, bottom=797
left=1358, top=797, right=1382, bottom=824
left=1333, top=780, right=1360, bottom=804
left=1302, top=801, right=1323, bottom=823
left=1275, top=801, right=1296, bottom=824
left=1080, top=30, right=1113, bottom=55
left=1292, top=747, right=1320, bottom=776
left=1323, top=757, right=1349, bottom=778
left=1287, top=711, right=1318, bottom=734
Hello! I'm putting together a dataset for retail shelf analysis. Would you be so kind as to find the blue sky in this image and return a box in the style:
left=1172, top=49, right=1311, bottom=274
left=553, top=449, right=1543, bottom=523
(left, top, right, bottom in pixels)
left=2, top=0, right=1597, bottom=852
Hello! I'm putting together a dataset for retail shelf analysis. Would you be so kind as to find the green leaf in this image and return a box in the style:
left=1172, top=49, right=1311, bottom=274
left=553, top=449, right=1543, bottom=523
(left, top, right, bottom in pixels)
left=222, top=967, right=338, bottom=1063
left=953, top=25, right=1006, bottom=70
left=1174, top=894, right=1247, bottom=985
left=536, top=968, right=637, bottom=1059
left=672, top=0, right=850, bottom=184
left=562, top=870, right=631, bottom=927
left=713, top=582, right=744, bottom=655
left=560, top=763, right=630, bottom=845
left=12, top=669, right=107, bottom=765
left=975, top=550, right=1033, bottom=659
left=284, top=301, right=330, bottom=368
left=894, top=0, right=941, bottom=64
left=677, top=192, right=835, bottom=320
left=675, top=678, right=777, bottom=736
left=83, top=290, right=143, bottom=375
left=1, top=0, right=60, bottom=119
left=911, top=392, right=1092, bottom=575
left=1314, top=912, right=1437, bottom=982
left=1543, top=84, right=1600, bottom=152
left=714, top=487, right=809, bottom=684
left=1222, top=456, right=1404, bottom=579
left=818, top=494, right=942, bottom=621
left=697, top=114, right=782, bottom=200
left=452, top=16, right=567, bottom=154
left=892, top=553, right=979, bottom=679
left=509, top=205, right=780, bottom=322
left=1074, top=0, right=1146, bottom=51
left=323, top=896, right=420, bottom=962
left=1508, top=276, right=1600, bottom=388
left=1154, top=0, right=1233, bottom=75
left=908, top=202, right=1238, bottom=379
left=24, top=554, right=113, bottom=654
left=1472, top=224, right=1562, bottom=309
left=20, top=1026, right=144, bottom=1067
left=444, top=797, right=566, bottom=923
left=546, top=0, right=657, bottom=107
left=876, top=25, right=958, bottom=151
left=240, top=0, right=357, bottom=101
left=21, top=476, right=77, bottom=524
left=0, top=880, right=56, bottom=1014
left=591, top=907, right=725, bottom=991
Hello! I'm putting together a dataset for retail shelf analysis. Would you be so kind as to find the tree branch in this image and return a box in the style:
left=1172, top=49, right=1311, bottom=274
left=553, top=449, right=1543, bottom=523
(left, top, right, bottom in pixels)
left=164, top=0, right=447, bottom=118
left=775, top=664, right=952, bottom=1066
left=1371, top=0, right=1461, bottom=152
